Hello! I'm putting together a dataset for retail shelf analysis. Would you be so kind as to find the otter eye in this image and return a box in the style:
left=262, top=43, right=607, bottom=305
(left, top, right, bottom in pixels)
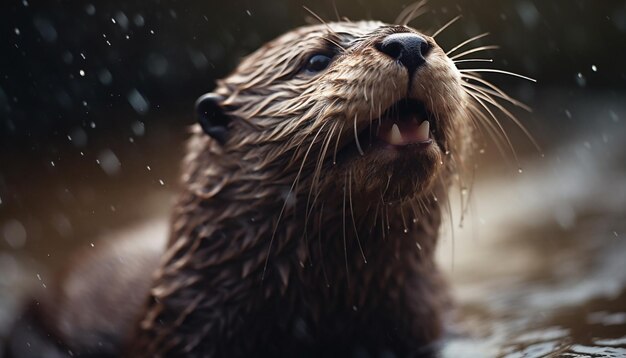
left=303, top=54, right=332, bottom=74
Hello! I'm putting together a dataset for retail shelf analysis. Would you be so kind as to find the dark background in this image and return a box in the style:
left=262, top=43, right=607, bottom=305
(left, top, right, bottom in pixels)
left=1, top=0, right=626, bottom=263
left=0, top=0, right=625, bottom=260
left=1, top=0, right=625, bottom=144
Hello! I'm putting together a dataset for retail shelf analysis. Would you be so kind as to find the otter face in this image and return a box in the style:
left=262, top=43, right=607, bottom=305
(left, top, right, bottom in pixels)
left=199, top=21, right=469, bottom=204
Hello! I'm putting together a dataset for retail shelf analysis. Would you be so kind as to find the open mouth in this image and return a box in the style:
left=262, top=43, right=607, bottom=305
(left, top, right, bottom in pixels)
left=351, top=99, right=434, bottom=151
left=375, top=99, right=433, bottom=146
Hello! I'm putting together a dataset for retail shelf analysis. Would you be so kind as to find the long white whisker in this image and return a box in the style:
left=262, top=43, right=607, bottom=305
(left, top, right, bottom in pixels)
left=462, top=82, right=531, bottom=111
left=349, top=170, right=367, bottom=264
left=466, top=90, right=520, bottom=166
left=446, top=32, right=490, bottom=56
left=262, top=122, right=328, bottom=280
left=466, top=88, right=542, bottom=152
left=454, top=58, right=494, bottom=64
left=450, top=45, right=500, bottom=60
left=459, top=68, right=537, bottom=82
left=431, top=15, right=462, bottom=38
left=354, top=114, right=364, bottom=156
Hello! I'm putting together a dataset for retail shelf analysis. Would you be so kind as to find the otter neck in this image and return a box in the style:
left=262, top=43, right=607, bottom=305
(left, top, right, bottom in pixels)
left=128, top=139, right=446, bottom=355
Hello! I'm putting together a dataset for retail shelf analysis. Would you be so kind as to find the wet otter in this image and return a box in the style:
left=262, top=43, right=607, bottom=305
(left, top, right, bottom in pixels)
left=5, top=15, right=527, bottom=357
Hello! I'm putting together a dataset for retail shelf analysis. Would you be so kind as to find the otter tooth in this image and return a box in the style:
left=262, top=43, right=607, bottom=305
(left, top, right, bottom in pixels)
left=415, top=121, right=430, bottom=141
left=390, top=123, right=403, bottom=145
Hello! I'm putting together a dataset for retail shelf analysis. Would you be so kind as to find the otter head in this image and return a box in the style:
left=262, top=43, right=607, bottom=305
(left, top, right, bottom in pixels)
left=195, top=21, right=469, bottom=205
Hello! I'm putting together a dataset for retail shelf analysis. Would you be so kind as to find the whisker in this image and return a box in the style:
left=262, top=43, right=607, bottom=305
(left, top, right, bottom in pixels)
left=354, top=114, right=365, bottom=156
left=439, top=177, right=455, bottom=271
left=302, top=6, right=347, bottom=52
left=303, top=6, right=331, bottom=30
left=343, top=172, right=350, bottom=285
left=467, top=103, right=510, bottom=161
left=446, top=32, right=489, bottom=56
left=400, top=204, right=409, bottom=233
left=324, top=37, right=347, bottom=53
left=450, top=45, right=500, bottom=60
left=395, top=0, right=428, bottom=26
left=303, top=124, right=338, bottom=252
left=454, top=58, right=493, bottom=64
left=431, top=15, right=462, bottom=38
left=466, top=88, right=542, bottom=152
left=333, top=123, right=345, bottom=165
left=262, top=122, right=328, bottom=280
left=349, top=170, right=367, bottom=264
left=462, top=82, right=531, bottom=111
left=317, top=202, right=330, bottom=287
left=459, top=68, right=537, bottom=82
left=461, top=73, right=514, bottom=99
left=332, top=0, right=341, bottom=22
left=466, top=90, right=520, bottom=166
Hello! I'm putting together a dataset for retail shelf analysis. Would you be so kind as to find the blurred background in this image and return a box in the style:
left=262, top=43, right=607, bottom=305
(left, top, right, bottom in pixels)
left=1, top=0, right=625, bottom=356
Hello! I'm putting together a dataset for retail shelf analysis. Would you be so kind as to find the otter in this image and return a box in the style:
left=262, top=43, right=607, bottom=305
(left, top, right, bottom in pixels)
left=4, top=14, right=527, bottom=358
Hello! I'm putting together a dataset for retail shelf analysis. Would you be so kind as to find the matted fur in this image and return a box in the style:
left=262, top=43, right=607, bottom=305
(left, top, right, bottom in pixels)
left=128, top=21, right=471, bottom=357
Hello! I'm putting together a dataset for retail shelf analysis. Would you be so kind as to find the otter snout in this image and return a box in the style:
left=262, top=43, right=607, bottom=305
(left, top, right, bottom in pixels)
left=376, top=33, right=431, bottom=74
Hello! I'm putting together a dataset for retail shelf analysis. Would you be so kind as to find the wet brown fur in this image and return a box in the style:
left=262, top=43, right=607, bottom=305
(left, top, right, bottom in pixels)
left=126, top=21, right=470, bottom=357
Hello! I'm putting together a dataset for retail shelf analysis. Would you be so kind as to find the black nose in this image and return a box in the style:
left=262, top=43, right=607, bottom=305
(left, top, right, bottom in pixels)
left=377, top=33, right=431, bottom=74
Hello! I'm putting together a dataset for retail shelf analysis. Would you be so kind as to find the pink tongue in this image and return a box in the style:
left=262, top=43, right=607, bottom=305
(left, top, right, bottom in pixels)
left=379, top=119, right=430, bottom=146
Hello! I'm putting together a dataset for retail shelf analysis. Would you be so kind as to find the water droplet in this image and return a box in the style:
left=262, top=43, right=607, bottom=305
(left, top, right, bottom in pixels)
left=90, top=243, right=95, bottom=247
left=246, top=9, right=252, bottom=16
left=352, top=305, right=358, bottom=311
left=415, top=242, right=422, bottom=250
left=146, top=165, right=151, bottom=171
left=403, top=228, right=408, bottom=233
left=518, top=168, right=523, bottom=173
left=97, top=149, right=121, bottom=176
left=80, top=53, right=86, bottom=59
left=591, top=65, right=597, bottom=72
left=79, top=69, right=85, bottom=77
left=479, top=148, right=485, bottom=154
left=85, top=4, right=96, bottom=15
left=134, top=14, right=145, bottom=27
left=127, top=89, right=150, bottom=114
left=37, top=274, right=42, bottom=281
left=433, top=195, right=438, bottom=202
left=3, top=219, right=27, bottom=248
left=575, top=72, right=586, bottom=87
left=159, top=179, right=165, bottom=186
left=14, top=28, right=20, bottom=35
left=412, top=218, right=417, bottom=223
left=111, top=18, right=116, bottom=24
left=50, top=161, right=55, bottom=167
left=98, top=69, right=113, bottom=85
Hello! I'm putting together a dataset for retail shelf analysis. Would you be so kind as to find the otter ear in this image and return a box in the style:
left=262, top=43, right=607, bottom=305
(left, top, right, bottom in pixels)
left=195, top=93, right=230, bottom=144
